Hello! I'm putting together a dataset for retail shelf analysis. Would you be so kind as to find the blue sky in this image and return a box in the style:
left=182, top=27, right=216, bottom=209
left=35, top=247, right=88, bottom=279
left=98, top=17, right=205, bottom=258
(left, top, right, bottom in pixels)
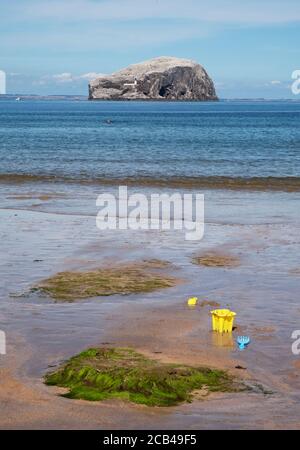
left=1, top=0, right=300, bottom=98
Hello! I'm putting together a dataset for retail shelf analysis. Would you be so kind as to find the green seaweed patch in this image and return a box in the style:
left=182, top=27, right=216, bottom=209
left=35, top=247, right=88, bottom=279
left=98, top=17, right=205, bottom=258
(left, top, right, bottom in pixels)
left=192, top=253, right=240, bottom=268
left=34, top=263, right=177, bottom=301
left=45, top=347, right=240, bottom=406
left=140, top=259, right=173, bottom=269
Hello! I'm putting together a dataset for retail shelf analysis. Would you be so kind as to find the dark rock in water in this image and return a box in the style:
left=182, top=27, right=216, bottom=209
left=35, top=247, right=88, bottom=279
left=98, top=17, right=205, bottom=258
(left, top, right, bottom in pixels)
left=89, top=56, right=218, bottom=101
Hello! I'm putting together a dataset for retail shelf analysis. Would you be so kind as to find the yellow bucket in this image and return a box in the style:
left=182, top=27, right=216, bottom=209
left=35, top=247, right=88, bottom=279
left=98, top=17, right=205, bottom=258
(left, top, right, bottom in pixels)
left=210, top=309, right=236, bottom=333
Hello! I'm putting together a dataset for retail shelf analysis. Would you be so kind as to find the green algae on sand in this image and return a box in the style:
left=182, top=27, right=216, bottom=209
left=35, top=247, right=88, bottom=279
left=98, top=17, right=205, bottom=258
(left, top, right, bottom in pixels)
left=192, top=253, right=240, bottom=268
left=45, top=347, right=240, bottom=407
left=34, top=261, right=177, bottom=301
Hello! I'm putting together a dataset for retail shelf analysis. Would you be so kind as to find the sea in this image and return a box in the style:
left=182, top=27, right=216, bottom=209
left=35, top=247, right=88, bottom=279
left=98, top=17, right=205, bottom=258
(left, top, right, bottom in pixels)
left=0, top=100, right=299, bottom=189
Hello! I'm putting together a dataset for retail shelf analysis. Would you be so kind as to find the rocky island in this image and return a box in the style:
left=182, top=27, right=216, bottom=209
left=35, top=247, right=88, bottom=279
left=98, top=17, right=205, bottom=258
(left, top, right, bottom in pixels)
left=89, top=56, right=218, bottom=101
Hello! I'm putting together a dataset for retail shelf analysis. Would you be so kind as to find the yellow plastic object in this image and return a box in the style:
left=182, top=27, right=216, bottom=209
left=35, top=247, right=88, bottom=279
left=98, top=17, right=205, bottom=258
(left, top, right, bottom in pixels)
left=187, top=297, right=198, bottom=306
left=210, top=309, right=236, bottom=333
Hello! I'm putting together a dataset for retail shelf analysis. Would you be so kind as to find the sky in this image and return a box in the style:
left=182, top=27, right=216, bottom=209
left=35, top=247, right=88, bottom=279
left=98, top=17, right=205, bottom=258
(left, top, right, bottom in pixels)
left=1, top=0, right=300, bottom=98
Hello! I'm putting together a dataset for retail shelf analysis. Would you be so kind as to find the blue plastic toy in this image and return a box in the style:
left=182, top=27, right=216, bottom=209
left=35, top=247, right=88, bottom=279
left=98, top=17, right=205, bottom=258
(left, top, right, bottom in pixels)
left=237, top=336, right=250, bottom=350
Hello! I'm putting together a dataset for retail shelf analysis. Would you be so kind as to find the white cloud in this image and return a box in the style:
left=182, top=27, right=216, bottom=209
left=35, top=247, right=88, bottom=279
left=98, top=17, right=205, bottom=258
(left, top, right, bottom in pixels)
left=78, top=72, right=106, bottom=81
left=4, top=0, right=300, bottom=25
left=52, top=72, right=74, bottom=83
left=1, top=21, right=212, bottom=54
left=37, top=72, right=106, bottom=85
left=263, top=80, right=291, bottom=88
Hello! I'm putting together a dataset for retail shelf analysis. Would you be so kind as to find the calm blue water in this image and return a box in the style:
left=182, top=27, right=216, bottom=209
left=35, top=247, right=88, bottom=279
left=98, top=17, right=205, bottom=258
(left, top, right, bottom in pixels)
left=0, top=100, right=299, bottom=187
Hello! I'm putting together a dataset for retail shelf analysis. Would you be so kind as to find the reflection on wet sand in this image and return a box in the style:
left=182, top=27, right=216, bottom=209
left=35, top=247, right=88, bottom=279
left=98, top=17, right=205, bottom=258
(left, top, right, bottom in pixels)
left=211, top=332, right=235, bottom=349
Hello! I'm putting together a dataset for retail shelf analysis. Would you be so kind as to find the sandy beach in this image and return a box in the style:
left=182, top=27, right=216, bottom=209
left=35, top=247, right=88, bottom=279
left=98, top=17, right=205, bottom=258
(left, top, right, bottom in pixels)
left=2, top=0, right=300, bottom=432
left=1, top=183, right=300, bottom=429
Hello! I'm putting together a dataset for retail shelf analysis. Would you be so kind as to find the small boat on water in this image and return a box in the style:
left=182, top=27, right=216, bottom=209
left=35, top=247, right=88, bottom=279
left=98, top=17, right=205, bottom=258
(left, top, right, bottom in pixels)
left=15, top=97, right=21, bottom=101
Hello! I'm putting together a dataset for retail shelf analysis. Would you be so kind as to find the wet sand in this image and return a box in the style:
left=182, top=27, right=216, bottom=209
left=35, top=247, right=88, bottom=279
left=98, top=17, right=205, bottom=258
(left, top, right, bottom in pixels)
left=1, top=187, right=300, bottom=429
left=1, top=299, right=300, bottom=430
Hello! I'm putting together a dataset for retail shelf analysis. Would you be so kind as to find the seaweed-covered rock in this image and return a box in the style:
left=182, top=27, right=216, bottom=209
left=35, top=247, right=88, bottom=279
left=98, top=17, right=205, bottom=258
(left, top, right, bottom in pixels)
left=45, top=347, right=237, bottom=406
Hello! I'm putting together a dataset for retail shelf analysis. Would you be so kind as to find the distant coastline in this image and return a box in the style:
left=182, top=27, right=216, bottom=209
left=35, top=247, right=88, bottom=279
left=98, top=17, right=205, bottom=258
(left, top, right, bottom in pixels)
left=0, top=94, right=88, bottom=101
left=0, top=95, right=299, bottom=102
